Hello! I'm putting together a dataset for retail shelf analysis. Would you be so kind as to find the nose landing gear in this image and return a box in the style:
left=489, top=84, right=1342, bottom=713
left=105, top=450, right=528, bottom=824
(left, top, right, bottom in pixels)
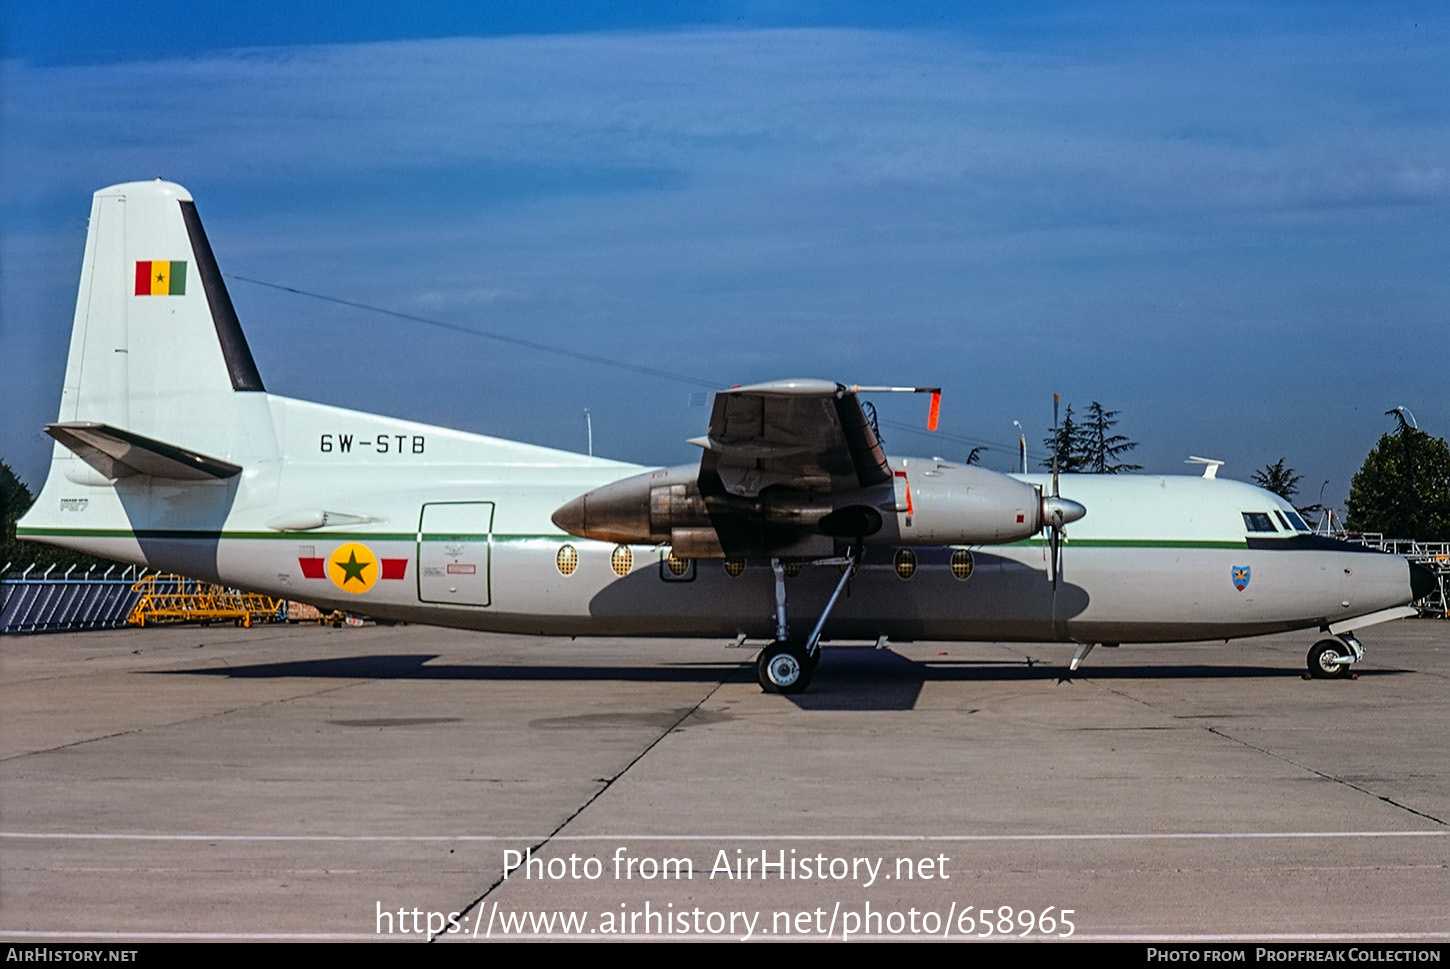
left=1307, top=633, right=1362, bottom=679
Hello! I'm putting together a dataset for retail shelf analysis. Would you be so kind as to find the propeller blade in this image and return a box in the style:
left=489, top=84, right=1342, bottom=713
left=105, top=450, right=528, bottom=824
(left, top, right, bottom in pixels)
left=1054, top=527, right=1064, bottom=587
left=1049, top=524, right=1059, bottom=588
left=1039, top=493, right=1085, bottom=588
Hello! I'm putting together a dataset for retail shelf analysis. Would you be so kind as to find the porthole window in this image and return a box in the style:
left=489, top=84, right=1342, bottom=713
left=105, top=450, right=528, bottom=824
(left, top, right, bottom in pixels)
left=665, top=553, right=690, bottom=576
left=950, top=548, right=974, bottom=581
left=556, top=544, right=578, bottom=576
left=611, top=545, right=633, bottom=576
left=894, top=548, right=917, bottom=580
left=784, top=562, right=803, bottom=577
left=724, top=558, right=746, bottom=577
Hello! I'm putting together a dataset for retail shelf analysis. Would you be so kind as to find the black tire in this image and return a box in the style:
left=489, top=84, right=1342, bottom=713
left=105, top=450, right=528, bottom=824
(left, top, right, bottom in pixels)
left=757, top=641, right=813, bottom=694
left=1308, top=639, right=1352, bottom=679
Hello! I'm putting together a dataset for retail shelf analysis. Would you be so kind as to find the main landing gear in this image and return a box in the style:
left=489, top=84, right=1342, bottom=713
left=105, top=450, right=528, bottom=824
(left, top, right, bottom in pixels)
left=754, top=548, right=858, bottom=694
left=757, top=640, right=818, bottom=694
left=1307, top=633, right=1362, bottom=679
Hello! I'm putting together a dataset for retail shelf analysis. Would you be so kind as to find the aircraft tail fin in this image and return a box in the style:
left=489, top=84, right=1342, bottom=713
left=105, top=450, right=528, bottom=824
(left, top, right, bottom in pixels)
left=54, top=180, right=273, bottom=468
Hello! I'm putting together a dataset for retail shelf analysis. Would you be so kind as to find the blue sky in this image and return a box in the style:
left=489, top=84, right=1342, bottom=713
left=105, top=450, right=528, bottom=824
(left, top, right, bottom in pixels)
left=2, top=2, right=1446, bottom=514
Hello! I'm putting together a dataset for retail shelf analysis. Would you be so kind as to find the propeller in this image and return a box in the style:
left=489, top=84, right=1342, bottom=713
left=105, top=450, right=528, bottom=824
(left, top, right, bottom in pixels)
left=1042, top=394, right=1087, bottom=587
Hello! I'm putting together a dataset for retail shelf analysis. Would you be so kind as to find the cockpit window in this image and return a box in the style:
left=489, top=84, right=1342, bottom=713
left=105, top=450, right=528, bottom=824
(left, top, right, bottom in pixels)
left=1273, top=510, right=1292, bottom=531
left=1242, top=512, right=1277, bottom=533
left=1285, top=511, right=1309, bottom=532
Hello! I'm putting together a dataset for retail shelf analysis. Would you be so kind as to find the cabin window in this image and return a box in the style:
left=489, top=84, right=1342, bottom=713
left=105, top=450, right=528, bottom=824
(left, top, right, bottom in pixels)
left=664, top=552, right=689, bottom=576
left=1242, top=512, right=1277, bottom=533
left=556, top=544, right=578, bottom=576
left=724, top=558, right=746, bottom=577
left=951, top=548, right=974, bottom=580
left=610, top=545, right=633, bottom=576
left=894, top=548, right=917, bottom=580
left=784, top=562, right=803, bottom=577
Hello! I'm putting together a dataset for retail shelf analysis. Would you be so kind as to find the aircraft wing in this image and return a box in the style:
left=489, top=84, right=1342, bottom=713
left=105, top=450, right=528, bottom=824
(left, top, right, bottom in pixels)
left=552, top=378, right=964, bottom=559
left=690, top=379, right=892, bottom=499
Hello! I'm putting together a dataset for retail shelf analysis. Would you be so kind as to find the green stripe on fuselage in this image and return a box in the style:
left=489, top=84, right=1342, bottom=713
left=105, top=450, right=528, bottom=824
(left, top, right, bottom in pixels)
left=14, top=527, right=568, bottom=543
left=1000, top=538, right=1247, bottom=549
left=17, top=526, right=1250, bottom=549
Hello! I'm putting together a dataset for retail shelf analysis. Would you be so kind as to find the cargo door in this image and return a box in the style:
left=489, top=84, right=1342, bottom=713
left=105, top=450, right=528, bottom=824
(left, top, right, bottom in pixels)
left=417, top=502, right=494, bottom=606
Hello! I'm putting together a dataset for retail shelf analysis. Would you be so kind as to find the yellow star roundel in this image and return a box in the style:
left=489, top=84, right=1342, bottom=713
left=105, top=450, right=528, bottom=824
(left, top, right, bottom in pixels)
left=328, top=542, right=379, bottom=594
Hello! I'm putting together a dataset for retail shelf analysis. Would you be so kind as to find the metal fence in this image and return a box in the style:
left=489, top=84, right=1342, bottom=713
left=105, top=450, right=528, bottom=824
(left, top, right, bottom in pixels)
left=0, top=563, right=156, bottom=634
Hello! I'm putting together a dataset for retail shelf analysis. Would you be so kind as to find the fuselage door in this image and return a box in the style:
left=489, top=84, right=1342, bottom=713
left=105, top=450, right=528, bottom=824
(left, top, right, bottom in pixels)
left=418, top=501, right=494, bottom=606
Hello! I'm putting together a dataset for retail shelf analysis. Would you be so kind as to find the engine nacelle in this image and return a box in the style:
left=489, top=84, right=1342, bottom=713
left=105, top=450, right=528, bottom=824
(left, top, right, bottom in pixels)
left=550, top=464, right=708, bottom=547
left=897, top=461, right=1075, bottom=545
left=552, top=459, right=1086, bottom=558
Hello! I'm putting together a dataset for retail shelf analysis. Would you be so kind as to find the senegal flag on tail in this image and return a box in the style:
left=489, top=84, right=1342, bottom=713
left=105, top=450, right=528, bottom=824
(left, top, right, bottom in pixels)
left=134, top=260, right=187, bottom=296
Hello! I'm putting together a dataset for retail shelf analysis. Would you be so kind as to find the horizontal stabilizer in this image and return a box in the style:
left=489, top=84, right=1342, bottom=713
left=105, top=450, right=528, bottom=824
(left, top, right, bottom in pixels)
left=45, top=422, right=242, bottom=481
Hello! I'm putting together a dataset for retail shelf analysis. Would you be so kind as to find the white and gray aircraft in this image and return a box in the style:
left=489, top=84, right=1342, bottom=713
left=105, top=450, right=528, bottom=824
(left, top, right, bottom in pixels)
left=17, top=181, right=1435, bottom=692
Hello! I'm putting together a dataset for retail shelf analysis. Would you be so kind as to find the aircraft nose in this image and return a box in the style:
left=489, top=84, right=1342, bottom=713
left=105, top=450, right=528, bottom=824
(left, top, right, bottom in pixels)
left=1409, top=560, right=1436, bottom=602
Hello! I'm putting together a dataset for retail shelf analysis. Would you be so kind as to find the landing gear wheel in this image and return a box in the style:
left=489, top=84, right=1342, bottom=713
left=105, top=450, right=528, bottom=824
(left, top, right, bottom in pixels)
left=757, top=641, right=813, bottom=694
left=1308, top=639, right=1353, bottom=679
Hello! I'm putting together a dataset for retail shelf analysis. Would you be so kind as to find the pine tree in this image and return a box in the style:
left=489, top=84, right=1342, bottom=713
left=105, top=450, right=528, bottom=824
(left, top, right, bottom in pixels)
left=1252, top=458, right=1303, bottom=500
left=1081, top=401, right=1141, bottom=474
left=1042, top=404, right=1088, bottom=473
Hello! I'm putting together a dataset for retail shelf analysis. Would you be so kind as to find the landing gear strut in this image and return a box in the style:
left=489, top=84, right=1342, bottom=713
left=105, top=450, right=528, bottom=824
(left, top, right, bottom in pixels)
left=754, top=547, right=858, bottom=693
left=1307, top=633, right=1362, bottom=679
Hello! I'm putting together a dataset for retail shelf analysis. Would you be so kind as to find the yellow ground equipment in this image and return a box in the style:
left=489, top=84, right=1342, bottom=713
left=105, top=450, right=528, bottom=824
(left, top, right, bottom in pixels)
left=127, top=574, right=283, bottom=628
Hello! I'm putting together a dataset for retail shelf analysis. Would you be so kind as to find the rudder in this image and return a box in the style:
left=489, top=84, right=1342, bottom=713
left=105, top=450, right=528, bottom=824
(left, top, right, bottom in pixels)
left=56, top=180, right=270, bottom=468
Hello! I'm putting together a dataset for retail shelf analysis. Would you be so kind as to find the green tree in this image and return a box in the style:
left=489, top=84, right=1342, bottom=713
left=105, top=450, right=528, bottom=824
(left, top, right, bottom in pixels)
left=1, top=460, right=118, bottom=572
left=1345, top=413, right=1450, bottom=541
left=1081, top=401, right=1141, bottom=474
left=1252, top=458, right=1303, bottom=500
left=1045, top=401, right=1140, bottom=473
left=0, top=460, right=32, bottom=566
left=1041, top=404, right=1088, bottom=473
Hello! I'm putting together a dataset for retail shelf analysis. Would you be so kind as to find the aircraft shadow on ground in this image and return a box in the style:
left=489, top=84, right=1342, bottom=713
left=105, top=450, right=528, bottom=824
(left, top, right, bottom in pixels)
left=155, top=649, right=1398, bottom=712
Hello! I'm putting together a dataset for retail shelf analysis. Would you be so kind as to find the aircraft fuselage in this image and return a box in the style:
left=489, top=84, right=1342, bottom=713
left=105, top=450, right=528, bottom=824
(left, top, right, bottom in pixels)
left=21, top=394, right=1416, bottom=646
